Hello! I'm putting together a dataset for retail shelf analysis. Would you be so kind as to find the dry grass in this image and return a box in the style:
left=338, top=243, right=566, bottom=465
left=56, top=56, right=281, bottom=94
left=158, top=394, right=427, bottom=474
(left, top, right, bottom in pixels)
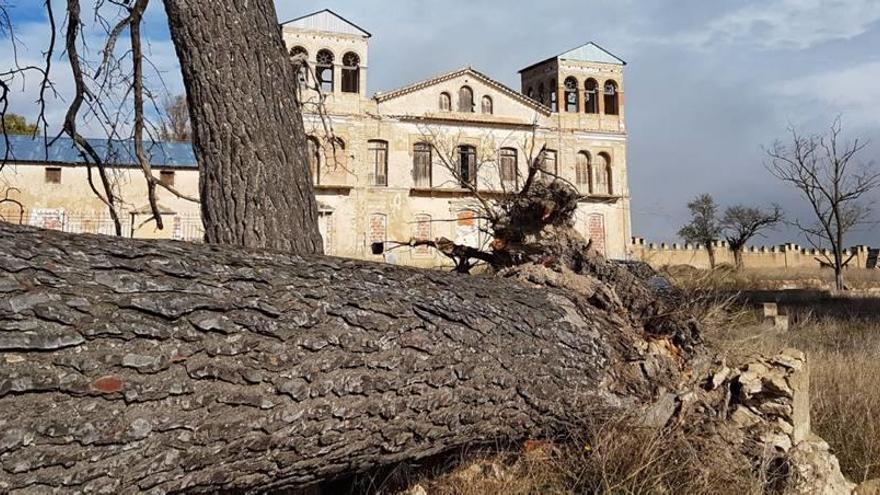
left=706, top=300, right=880, bottom=483
left=662, top=265, right=880, bottom=292
left=395, top=415, right=763, bottom=495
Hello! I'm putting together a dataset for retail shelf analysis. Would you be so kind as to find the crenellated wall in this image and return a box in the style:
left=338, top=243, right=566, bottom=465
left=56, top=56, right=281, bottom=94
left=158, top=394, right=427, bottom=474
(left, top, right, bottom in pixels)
left=630, top=237, right=875, bottom=270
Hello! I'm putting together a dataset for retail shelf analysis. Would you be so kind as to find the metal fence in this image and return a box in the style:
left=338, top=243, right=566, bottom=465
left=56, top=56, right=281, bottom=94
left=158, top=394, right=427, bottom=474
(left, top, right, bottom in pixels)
left=0, top=207, right=204, bottom=242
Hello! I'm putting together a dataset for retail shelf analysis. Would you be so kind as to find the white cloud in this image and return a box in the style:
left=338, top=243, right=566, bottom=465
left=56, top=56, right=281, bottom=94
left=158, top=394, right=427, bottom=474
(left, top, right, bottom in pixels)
left=773, top=61, right=880, bottom=126
left=675, top=0, right=880, bottom=49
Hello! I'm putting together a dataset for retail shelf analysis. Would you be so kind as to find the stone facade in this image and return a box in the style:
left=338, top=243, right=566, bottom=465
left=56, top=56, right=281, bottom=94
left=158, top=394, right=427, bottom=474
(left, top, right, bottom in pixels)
left=0, top=142, right=202, bottom=240
left=285, top=10, right=632, bottom=266
left=0, top=9, right=633, bottom=267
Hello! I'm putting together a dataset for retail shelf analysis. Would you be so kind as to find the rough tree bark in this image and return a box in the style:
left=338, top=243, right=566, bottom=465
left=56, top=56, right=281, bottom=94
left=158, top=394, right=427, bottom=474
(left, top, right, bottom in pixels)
left=161, top=0, right=323, bottom=253
left=0, top=223, right=689, bottom=493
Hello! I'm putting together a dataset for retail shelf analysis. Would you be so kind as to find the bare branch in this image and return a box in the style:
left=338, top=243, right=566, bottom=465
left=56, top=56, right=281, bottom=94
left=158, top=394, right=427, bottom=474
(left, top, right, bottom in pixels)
left=57, top=0, right=123, bottom=236
left=129, top=0, right=164, bottom=229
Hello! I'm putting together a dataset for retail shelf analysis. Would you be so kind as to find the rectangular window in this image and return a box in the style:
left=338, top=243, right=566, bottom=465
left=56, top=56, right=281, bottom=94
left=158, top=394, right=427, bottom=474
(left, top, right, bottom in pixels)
left=413, top=143, right=432, bottom=188
left=159, top=170, right=175, bottom=187
left=369, top=140, right=388, bottom=186
left=499, top=148, right=517, bottom=189
left=458, top=145, right=477, bottom=188
left=45, top=167, right=61, bottom=184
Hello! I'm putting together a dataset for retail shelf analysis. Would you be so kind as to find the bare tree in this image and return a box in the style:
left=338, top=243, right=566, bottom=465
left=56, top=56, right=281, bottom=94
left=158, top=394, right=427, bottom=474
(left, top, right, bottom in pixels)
left=158, top=93, right=190, bottom=141
left=720, top=204, right=783, bottom=270
left=678, top=193, right=722, bottom=269
left=766, top=118, right=879, bottom=290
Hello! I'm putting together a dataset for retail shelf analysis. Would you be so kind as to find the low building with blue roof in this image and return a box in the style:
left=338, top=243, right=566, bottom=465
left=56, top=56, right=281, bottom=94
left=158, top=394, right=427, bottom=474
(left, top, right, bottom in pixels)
left=0, top=135, right=203, bottom=240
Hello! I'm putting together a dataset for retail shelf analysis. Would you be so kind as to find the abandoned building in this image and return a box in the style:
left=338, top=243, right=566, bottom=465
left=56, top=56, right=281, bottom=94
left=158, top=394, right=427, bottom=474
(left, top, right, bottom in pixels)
left=0, top=9, right=632, bottom=267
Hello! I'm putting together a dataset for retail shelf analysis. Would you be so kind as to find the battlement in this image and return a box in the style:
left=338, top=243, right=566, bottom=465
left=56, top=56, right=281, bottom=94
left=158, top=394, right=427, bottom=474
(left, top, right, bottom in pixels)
left=630, top=237, right=876, bottom=269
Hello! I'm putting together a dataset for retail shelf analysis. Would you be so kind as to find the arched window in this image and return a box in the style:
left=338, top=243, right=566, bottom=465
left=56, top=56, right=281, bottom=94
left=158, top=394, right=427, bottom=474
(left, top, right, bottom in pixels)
left=290, top=46, right=309, bottom=86
left=439, top=92, right=451, bottom=111
left=526, top=87, right=534, bottom=99
left=537, top=83, right=546, bottom=105
left=603, top=80, right=619, bottom=115
left=458, top=145, right=477, bottom=187
left=316, top=49, right=335, bottom=93
left=290, top=46, right=308, bottom=59
left=596, top=152, right=613, bottom=194
left=499, top=147, right=517, bottom=189
left=481, top=95, right=493, bottom=114
left=341, top=52, right=360, bottom=93
left=576, top=151, right=591, bottom=191
left=458, top=86, right=474, bottom=112
left=413, top=142, right=432, bottom=188
left=564, top=77, right=579, bottom=113
left=549, top=79, right=558, bottom=112
left=368, top=140, right=388, bottom=186
left=584, top=79, right=599, bottom=114
left=307, top=136, right=321, bottom=185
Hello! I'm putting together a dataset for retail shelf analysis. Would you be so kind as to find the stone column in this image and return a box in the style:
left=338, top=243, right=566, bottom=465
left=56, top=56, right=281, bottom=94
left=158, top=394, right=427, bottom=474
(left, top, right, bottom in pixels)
left=577, top=76, right=585, bottom=114
left=359, top=65, right=367, bottom=98
left=617, top=89, right=625, bottom=131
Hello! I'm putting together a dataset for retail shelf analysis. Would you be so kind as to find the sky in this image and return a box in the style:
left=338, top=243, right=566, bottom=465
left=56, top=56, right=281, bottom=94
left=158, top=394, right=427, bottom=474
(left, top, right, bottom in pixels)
left=3, top=0, right=880, bottom=246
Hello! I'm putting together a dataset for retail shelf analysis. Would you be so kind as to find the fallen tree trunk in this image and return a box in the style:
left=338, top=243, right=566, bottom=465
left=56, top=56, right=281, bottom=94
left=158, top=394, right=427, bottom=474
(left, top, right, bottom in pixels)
left=0, top=223, right=685, bottom=493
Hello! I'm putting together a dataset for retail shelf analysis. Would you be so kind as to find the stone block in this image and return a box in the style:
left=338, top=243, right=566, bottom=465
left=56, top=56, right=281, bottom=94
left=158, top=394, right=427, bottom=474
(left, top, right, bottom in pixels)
left=763, top=314, right=789, bottom=331
left=763, top=302, right=778, bottom=317
left=789, top=353, right=811, bottom=444
left=771, top=348, right=807, bottom=371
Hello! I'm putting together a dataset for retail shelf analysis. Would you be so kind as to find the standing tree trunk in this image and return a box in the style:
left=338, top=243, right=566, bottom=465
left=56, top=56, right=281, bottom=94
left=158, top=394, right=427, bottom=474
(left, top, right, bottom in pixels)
left=0, top=223, right=685, bottom=493
left=706, top=244, right=717, bottom=269
left=732, top=246, right=744, bottom=270
left=834, top=253, right=845, bottom=291
left=834, top=209, right=845, bottom=290
left=162, top=0, right=323, bottom=254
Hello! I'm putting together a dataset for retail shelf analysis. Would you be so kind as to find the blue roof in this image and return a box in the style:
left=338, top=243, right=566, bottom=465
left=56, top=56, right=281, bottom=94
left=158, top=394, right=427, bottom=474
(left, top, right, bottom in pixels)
left=0, top=135, right=197, bottom=168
